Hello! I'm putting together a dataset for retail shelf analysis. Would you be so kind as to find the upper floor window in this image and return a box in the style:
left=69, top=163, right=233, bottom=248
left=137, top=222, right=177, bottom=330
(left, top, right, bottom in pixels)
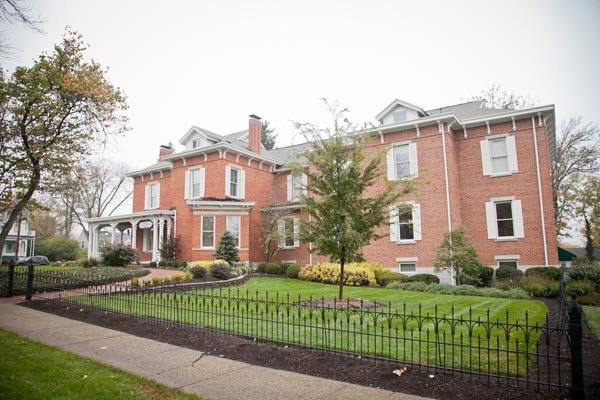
left=278, top=217, right=299, bottom=248
left=485, top=198, right=524, bottom=240
left=184, top=167, right=205, bottom=200
left=287, top=173, right=307, bottom=202
left=226, top=215, right=241, bottom=248
left=390, top=203, right=422, bottom=243
left=225, top=165, right=245, bottom=199
left=145, top=182, right=160, bottom=210
left=393, top=110, right=407, bottom=123
left=480, top=135, right=518, bottom=176
left=386, top=143, right=418, bottom=181
left=192, top=139, right=200, bottom=149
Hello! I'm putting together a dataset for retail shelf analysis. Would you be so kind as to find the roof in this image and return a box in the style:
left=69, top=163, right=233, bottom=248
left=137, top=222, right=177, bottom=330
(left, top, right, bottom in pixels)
left=425, top=101, right=509, bottom=120
left=375, top=99, right=428, bottom=123
left=561, top=247, right=600, bottom=260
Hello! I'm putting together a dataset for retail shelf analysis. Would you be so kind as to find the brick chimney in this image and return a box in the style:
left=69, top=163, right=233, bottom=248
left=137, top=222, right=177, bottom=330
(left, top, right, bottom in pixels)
left=248, top=114, right=262, bottom=154
left=159, top=143, right=174, bottom=159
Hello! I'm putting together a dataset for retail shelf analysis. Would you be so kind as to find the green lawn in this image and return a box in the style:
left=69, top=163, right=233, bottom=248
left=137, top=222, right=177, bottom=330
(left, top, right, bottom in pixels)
left=584, top=306, right=600, bottom=341
left=70, top=277, right=547, bottom=376
left=0, top=328, right=202, bottom=400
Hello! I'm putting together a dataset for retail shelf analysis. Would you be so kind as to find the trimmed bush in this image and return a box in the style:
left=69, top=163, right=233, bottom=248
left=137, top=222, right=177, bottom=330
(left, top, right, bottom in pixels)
left=520, top=276, right=559, bottom=298
left=407, top=274, right=440, bottom=284
left=569, top=261, right=600, bottom=285
left=375, top=270, right=409, bottom=287
left=264, top=263, right=283, bottom=275
left=158, top=260, right=167, bottom=267
left=101, top=245, right=138, bottom=267
left=457, top=273, right=480, bottom=286
left=387, top=281, right=428, bottom=291
left=189, top=265, right=207, bottom=279
left=452, top=285, right=479, bottom=296
left=479, top=266, right=495, bottom=287
left=424, top=283, right=453, bottom=295
left=148, top=261, right=157, bottom=267
left=495, top=265, right=524, bottom=281
left=298, top=263, right=376, bottom=286
left=257, top=263, right=267, bottom=273
left=578, top=293, right=600, bottom=306
left=286, top=264, right=301, bottom=279
left=525, top=267, right=563, bottom=281
left=210, top=263, right=232, bottom=280
left=566, top=280, right=596, bottom=296
left=179, top=261, right=188, bottom=269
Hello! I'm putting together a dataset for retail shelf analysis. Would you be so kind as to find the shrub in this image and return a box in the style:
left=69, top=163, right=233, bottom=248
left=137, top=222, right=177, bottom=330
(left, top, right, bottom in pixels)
left=479, top=266, right=495, bottom=287
left=578, top=293, right=600, bottom=306
left=286, top=264, right=301, bottom=279
left=35, top=237, right=81, bottom=261
left=257, top=263, right=267, bottom=273
left=525, top=267, right=563, bottom=281
left=495, top=265, right=524, bottom=281
left=451, top=285, right=479, bottom=296
left=407, top=274, right=439, bottom=284
left=457, top=273, right=481, bottom=286
left=158, top=260, right=167, bottom=267
left=387, top=281, right=428, bottom=291
left=298, top=263, right=376, bottom=286
left=520, top=276, right=559, bottom=298
left=130, top=278, right=140, bottom=287
left=189, top=265, right=207, bottom=279
left=179, top=261, right=188, bottom=269
left=566, top=280, right=596, bottom=296
left=148, top=261, right=157, bottom=267
left=264, top=263, right=283, bottom=275
left=101, top=245, right=138, bottom=267
left=190, top=260, right=229, bottom=269
left=210, top=263, right=232, bottom=280
left=569, top=261, right=600, bottom=285
left=375, top=270, right=409, bottom=287
left=424, top=283, right=453, bottom=295
left=213, top=230, right=240, bottom=265
left=151, top=277, right=161, bottom=285
left=231, top=265, right=251, bottom=277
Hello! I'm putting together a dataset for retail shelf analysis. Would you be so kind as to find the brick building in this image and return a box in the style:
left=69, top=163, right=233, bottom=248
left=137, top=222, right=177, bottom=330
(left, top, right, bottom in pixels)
left=87, top=99, right=558, bottom=283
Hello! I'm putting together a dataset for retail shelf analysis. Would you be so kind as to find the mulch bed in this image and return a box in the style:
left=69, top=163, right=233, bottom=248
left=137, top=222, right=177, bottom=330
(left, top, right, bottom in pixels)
left=22, top=298, right=600, bottom=400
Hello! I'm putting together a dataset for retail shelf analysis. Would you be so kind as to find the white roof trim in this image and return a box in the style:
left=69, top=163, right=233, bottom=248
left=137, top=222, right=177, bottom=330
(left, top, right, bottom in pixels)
left=178, top=126, right=218, bottom=146
left=87, top=210, right=175, bottom=224
left=186, top=200, right=256, bottom=210
left=163, top=143, right=281, bottom=166
left=126, top=163, right=172, bottom=178
left=375, top=99, right=428, bottom=123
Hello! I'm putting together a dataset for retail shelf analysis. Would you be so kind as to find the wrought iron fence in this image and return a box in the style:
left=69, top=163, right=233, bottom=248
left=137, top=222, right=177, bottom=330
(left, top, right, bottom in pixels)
left=21, top=274, right=582, bottom=396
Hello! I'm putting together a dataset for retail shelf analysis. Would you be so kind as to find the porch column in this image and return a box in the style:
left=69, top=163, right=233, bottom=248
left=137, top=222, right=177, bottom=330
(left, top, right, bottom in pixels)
left=157, top=218, right=165, bottom=262
left=152, top=219, right=159, bottom=262
left=130, top=220, right=137, bottom=250
left=110, top=223, right=117, bottom=246
left=166, top=218, right=172, bottom=240
left=88, top=224, right=95, bottom=258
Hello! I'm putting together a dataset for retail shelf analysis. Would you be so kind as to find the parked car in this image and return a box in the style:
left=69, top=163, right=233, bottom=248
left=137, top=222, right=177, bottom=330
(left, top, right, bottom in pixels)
left=16, top=256, right=50, bottom=266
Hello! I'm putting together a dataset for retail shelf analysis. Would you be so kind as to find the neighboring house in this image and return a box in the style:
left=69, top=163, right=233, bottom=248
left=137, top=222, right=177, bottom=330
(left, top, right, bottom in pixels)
left=0, top=212, right=36, bottom=262
left=88, top=99, right=559, bottom=283
left=558, top=247, right=600, bottom=268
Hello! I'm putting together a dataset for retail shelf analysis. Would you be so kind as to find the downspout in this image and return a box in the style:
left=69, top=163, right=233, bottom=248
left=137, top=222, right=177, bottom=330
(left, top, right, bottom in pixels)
left=440, top=121, right=455, bottom=285
left=308, top=214, right=313, bottom=265
left=531, top=117, right=549, bottom=266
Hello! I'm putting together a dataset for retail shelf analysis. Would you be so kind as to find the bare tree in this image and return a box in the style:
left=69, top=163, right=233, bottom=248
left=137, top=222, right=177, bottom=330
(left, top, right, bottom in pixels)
left=468, top=83, right=536, bottom=110
left=259, top=206, right=295, bottom=262
left=0, top=0, right=43, bottom=57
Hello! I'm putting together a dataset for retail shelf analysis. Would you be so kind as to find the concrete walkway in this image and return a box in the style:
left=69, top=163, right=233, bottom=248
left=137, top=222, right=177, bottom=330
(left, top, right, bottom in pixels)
left=0, top=302, right=429, bottom=400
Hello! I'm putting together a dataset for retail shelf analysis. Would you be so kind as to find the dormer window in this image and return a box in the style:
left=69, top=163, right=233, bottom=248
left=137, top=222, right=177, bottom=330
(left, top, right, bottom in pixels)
left=393, top=111, right=407, bottom=123
left=192, top=139, right=200, bottom=149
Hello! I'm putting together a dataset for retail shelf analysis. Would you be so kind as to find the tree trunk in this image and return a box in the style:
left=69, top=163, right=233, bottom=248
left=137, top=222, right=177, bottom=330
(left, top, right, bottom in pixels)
left=338, top=258, right=345, bottom=300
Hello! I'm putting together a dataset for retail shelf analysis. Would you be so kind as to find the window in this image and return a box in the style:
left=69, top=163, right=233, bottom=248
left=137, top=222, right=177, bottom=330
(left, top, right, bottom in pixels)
left=390, top=203, right=422, bottom=242
left=498, top=260, right=518, bottom=270
left=4, top=240, right=16, bottom=254
left=386, top=143, right=418, bottom=181
left=145, top=182, right=160, bottom=210
left=225, top=166, right=245, bottom=199
left=226, top=215, right=241, bottom=248
left=185, top=167, right=205, bottom=199
left=192, top=139, right=200, bottom=149
left=287, top=173, right=307, bottom=202
left=393, top=110, right=407, bottom=123
left=278, top=217, right=299, bottom=248
left=201, top=216, right=215, bottom=248
left=399, top=263, right=416, bottom=273
left=485, top=198, right=524, bottom=239
left=480, top=135, right=518, bottom=176
left=143, top=228, right=153, bottom=252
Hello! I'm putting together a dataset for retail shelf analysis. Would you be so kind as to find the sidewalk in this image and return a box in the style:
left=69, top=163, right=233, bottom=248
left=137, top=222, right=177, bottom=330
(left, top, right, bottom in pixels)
left=0, top=302, right=428, bottom=400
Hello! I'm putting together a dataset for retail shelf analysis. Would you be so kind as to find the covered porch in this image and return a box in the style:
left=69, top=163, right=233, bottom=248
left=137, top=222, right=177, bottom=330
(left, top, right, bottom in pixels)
left=87, top=210, right=176, bottom=263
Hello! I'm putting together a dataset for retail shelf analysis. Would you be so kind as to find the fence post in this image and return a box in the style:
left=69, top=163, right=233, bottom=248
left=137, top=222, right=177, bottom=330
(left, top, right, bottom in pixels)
left=25, top=262, right=34, bottom=301
left=7, top=260, right=15, bottom=297
left=568, top=290, right=586, bottom=400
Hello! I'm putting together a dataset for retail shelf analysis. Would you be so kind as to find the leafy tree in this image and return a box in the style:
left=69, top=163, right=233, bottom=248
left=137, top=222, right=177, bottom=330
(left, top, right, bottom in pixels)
left=0, top=30, right=128, bottom=259
left=27, top=207, right=57, bottom=240
left=159, top=235, right=180, bottom=261
left=35, top=237, right=80, bottom=261
left=467, top=83, right=535, bottom=109
left=261, top=120, right=277, bottom=150
left=434, top=227, right=483, bottom=285
left=292, top=100, right=412, bottom=300
left=214, top=230, right=240, bottom=265
left=258, top=207, right=294, bottom=262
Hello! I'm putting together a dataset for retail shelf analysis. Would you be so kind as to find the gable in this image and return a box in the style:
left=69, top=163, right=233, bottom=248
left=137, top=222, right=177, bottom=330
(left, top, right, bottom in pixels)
left=376, top=99, right=428, bottom=125
left=179, top=126, right=219, bottom=150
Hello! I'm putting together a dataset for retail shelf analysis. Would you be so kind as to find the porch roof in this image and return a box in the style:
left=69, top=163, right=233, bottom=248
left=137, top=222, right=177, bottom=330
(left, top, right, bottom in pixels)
left=87, top=210, right=175, bottom=226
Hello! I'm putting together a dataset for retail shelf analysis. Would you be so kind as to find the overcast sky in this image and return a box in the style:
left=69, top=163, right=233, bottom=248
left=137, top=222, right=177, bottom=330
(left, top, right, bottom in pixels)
left=3, top=0, right=600, bottom=172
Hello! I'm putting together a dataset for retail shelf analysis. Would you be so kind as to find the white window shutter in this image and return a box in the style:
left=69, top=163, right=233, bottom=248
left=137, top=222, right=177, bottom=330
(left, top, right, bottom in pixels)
left=278, top=219, right=284, bottom=248
left=386, top=147, right=395, bottom=181
left=184, top=170, right=190, bottom=200
left=144, top=185, right=150, bottom=209
left=155, top=183, right=160, bottom=209
left=225, top=166, right=231, bottom=197
left=480, top=140, right=491, bottom=176
left=293, top=217, right=300, bottom=247
left=389, top=206, right=398, bottom=242
left=239, top=169, right=246, bottom=199
left=199, top=167, right=205, bottom=198
left=507, top=136, right=518, bottom=173
left=287, top=174, right=293, bottom=201
left=412, top=203, right=422, bottom=241
left=301, top=173, right=308, bottom=197
left=512, top=200, right=524, bottom=238
left=409, top=143, right=418, bottom=177
left=485, top=201, right=497, bottom=239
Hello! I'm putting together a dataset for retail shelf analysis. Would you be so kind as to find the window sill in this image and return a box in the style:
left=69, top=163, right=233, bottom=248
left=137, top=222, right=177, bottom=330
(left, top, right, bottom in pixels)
left=280, top=246, right=299, bottom=250
left=489, top=172, right=513, bottom=178
left=194, top=247, right=215, bottom=251
left=396, top=240, right=417, bottom=245
left=495, top=237, right=518, bottom=242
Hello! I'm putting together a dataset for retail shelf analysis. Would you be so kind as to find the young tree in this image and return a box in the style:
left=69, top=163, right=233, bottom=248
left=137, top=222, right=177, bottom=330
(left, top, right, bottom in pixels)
left=261, top=120, right=277, bottom=150
left=293, top=100, right=412, bottom=300
left=159, top=235, right=180, bottom=261
left=433, top=227, right=483, bottom=285
left=214, top=230, right=240, bottom=265
left=0, top=30, right=128, bottom=256
left=259, top=207, right=294, bottom=262
left=467, top=83, right=536, bottom=109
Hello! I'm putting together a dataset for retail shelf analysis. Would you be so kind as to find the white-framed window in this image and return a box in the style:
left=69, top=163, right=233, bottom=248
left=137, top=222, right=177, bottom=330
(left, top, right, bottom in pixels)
left=386, top=142, right=418, bottom=181
left=287, top=173, right=307, bottom=202
left=225, top=165, right=245, bottom=199
left=498, top=260, right=518, bottom=270
left=396, top=257, right=418, bottom=273
left=278, top=217, right=299, bottom=248
left=144, top=182, right=160, bottom=210
left=480, top=135, right=518, bottom=176
left=4, top=240, right=16, bottom=255
left=485, top=198, right=524, bottom=239
left=390, top=203, right=422, bottom=243
left=184, top=167, right=205, bottom=200
left=201, top=215, right=215, bottom=249
left=192, top=139, right=200, bottom=149
left=393, top=110, right=407, bottom=123
left=226, top=215, right=241, bottom=248
left=143, top=228, right=153, bottom=252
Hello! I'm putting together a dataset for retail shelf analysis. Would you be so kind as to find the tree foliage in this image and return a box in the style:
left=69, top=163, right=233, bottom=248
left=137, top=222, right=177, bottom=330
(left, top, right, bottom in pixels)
left=35, top=237, right=80, bottom=261
left=213, top=230, right=240, bottom=265
left=433, top=227, right=483, bottom=285
left=468, top=83, right=536, bottom=109
left=0, top=30, right=128, bottom=257
left=258, top=207, right=294, bottom=262
left=159, top=235, right=180, bottom=261
left=292, top=100, right=412, bottom=300
left=261, top=120, right=277, bottom=150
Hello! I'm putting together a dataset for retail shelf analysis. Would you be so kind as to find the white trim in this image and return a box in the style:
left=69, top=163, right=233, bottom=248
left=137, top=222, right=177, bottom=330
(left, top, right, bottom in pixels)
left=532, top=116, right=549, bottom=266
left=200, top=215, right=216, bottom=249
left=281, top=260, right=297, bottom=264
left=440, top=122, right=452, bottom=233
left=495, top=255, right=521, bottom=260
left=396, top=257, right=418, bottom=262
left=188, top=201, right=255, bottom=211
